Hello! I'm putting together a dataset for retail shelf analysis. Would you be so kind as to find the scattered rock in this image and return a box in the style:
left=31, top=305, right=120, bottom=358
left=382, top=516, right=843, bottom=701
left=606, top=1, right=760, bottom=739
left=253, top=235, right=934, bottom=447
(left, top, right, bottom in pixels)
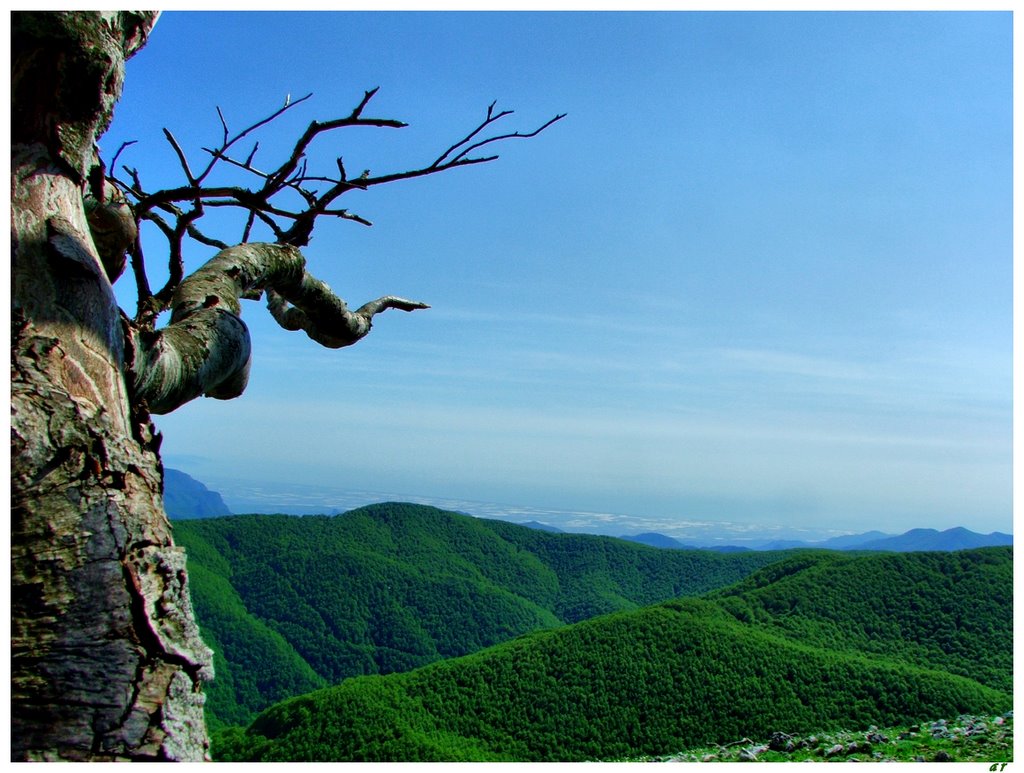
left=963, top=719, right=988, bottom=736
left=825, top=744, right=845, bottom=758
left=768, top=732, right=794, bottom=752
left=655, top=714, right=1011, bottom=764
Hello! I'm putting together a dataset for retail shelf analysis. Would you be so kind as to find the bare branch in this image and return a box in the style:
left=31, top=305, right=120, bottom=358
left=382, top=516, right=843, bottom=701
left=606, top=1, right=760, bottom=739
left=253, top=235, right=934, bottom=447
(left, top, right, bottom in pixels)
left=259, top=88, right=405, bottom=201
left=216, top=105, right=229, bottom=146
left=108, top=90, right=564, bottom=310
left=162, top=128, right=197, bottom=186
left=185, top=224, right=230, bottom=252
left=317, top=209, right=372, bottom=226
left=351, top=156, right=496, bottom=189
left=350, top=86, right=380, bottom=118
left=127, top=231, right=152, bottom=318
left=355, top=295, right=431, bottom=316
left=110, top=140, right=137, bottom=174
left=264, top=255, right=430, bottom=348
left=201, top=146, right=321, bottom=205
left=448, top=112, right=567, bottom=165
left=242, top=210, right=256, bottom=243
left=194, top=92, right=313, bottom=184
left=138, top=208, right=175, bottom=241
left=432, top=100, right=514, bottom=167
left=133, top=184, right=265, bottom=212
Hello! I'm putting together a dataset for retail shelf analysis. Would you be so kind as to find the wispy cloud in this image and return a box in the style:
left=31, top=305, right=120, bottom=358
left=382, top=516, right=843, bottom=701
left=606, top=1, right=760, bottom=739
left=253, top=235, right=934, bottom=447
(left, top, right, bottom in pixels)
left=720, top=348, right=871, bottom=381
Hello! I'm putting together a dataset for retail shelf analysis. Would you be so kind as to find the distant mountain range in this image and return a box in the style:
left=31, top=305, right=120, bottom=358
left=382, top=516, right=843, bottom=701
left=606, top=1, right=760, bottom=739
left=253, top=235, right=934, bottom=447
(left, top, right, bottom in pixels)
left=165, top=469, right=1010, bottom=551
left=854, top=527, right=1013, bottom=552
left=623, top=526, right=1012, bottom=553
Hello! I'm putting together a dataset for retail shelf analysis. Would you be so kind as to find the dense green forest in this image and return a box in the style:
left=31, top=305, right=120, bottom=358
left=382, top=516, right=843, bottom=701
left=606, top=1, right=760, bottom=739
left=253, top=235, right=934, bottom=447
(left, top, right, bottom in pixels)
left=709, top=548, right=1012, bottom=693
left=214, top=548, right=1012, bottom=761
left=174, top=503, right=788, bottom=726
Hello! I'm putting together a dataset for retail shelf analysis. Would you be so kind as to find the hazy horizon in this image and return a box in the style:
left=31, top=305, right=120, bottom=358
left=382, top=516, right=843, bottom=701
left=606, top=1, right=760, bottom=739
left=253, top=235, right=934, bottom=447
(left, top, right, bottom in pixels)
left=164, top=462, right=1013, bottom=547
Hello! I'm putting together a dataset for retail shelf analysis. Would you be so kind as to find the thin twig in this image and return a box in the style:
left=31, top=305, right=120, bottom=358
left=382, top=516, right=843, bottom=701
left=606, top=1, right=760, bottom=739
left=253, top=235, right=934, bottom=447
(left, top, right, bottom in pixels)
left=216, top=106, right=229, bottom=146
left=195, top=92, right=313, bottom=184
left=110, top=140, right=138, bottom=175
left=432, top=100, right=513, bottom=167
left=449, top=113, right=567, bottom=164
left=242, top=209, right=256, bottom=243
left=162, top=128, right=197, bottom=186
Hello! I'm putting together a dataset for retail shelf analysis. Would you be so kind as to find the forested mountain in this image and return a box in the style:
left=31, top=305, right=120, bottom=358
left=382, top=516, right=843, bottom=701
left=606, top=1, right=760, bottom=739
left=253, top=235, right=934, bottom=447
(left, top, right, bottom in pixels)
left=709, top=548, right=1012, bottom=692
left=213, top=548, right=1011, bottom=762
left=174, top=504, right=787, bottom=727
left=164, top=468, right=231, bottom=519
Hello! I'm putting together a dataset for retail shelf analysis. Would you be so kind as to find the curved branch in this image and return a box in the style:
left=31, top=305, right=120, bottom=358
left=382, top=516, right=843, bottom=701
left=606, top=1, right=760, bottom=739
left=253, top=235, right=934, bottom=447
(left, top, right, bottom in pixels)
left=267, top=287, right=428, bottom=349
left=128, top=243, right=428, bottom=414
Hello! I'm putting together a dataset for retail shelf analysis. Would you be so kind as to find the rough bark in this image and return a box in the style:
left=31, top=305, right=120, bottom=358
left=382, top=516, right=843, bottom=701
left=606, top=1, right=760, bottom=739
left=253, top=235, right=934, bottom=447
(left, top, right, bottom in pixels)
left=11, top=11, right=213, bottom=761
left=11, top=11, right=560, bottom=760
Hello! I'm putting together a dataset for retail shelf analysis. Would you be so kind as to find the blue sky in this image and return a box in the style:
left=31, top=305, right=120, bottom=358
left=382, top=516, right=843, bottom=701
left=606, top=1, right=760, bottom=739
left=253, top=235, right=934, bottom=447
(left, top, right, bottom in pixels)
left=104, top=10, right=1012, bottom=539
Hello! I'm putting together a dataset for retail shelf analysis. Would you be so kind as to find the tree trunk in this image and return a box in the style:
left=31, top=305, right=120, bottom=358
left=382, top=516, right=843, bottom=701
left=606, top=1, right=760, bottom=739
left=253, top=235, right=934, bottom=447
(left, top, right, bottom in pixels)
left=10, top=11, right=213, bottom=761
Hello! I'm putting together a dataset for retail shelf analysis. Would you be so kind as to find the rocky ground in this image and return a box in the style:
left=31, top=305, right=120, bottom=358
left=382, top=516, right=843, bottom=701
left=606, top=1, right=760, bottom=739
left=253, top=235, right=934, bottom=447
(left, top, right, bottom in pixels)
left=641, top=713, right=1013, bottom=763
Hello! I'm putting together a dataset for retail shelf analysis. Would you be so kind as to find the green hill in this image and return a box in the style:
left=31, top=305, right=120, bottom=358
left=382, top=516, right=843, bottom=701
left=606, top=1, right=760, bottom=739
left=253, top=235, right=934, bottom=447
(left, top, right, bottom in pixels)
left=210, top=547, right=1012, bottom=762
left=173, top=503, right=787, bottom=727
left=709, top=547, right=1013, bottom=692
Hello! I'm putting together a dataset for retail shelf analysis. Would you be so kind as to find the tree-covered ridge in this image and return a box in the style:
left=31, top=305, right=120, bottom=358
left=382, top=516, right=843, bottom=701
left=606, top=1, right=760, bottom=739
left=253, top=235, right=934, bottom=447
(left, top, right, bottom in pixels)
left=173, top=503, right=787, bottom=727
left=709, top=547, right=1013, bottom=692
left=214, top=578, right=1011, bottom=762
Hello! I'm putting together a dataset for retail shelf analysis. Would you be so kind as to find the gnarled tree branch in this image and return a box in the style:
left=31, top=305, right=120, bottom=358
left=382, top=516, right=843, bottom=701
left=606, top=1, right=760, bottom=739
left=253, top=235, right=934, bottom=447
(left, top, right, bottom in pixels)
left=128, top=242, right=428, bottom=414
left=107, top=89, right=564, bottom=321
left=101, top=88, right=562, bottom=416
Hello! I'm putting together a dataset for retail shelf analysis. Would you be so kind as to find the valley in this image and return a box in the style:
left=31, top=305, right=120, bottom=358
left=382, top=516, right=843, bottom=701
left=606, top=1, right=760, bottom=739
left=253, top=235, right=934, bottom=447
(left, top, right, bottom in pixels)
left=173, top=503, right=788, bottom=727
left=170, top=502, right=1012, bottom=762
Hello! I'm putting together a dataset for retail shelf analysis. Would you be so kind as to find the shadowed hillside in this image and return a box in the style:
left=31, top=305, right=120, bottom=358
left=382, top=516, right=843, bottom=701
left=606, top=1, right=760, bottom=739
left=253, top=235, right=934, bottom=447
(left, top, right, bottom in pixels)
left=174, top=503, right=788, bottom=727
